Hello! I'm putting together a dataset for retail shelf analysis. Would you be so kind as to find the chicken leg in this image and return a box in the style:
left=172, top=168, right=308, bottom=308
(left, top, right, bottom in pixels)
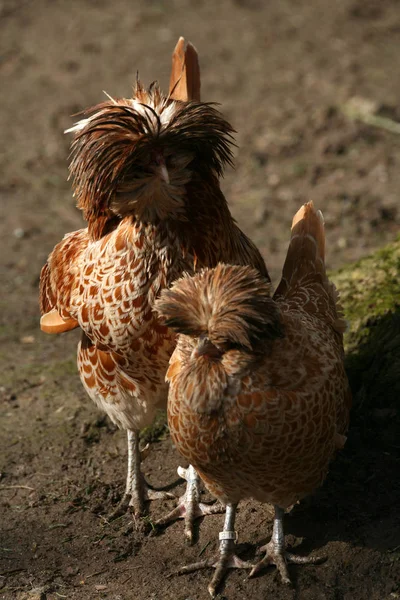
left=110, top=429, right=174, bottom=519
left=175, top=503, right=252, bottom=597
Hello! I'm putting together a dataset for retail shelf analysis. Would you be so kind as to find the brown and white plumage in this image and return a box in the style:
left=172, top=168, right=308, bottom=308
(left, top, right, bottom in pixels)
left=39, top=38, right=268, bottom=523
left=156, top=201, right=351, bottom=596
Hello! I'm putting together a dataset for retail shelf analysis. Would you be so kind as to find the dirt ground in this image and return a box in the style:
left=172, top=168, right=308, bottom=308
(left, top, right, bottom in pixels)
left=1, top=0, right=400, bottom=598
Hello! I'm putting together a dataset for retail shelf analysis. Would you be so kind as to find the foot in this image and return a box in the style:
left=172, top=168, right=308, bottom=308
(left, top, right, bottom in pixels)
left=249, top=505, right=325, bottom=584
left=249, top=539, right=325, bottom=584
left=172, top=503, right=252, bottom=597
left=178, top=533, right=252, bottom=597
left=155, top=465, right=223, bottom=543
left=109, top=476, right=175, bottom=520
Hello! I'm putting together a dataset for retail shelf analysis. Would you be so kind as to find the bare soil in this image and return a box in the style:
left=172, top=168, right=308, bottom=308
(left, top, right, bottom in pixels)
left=1, top=1, right=399, bottom=599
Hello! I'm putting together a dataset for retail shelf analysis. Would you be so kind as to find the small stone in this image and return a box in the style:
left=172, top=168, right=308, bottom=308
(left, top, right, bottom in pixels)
left=27, top=588, right=47, bottom=600
left=267, top=173, right=280, bottom=187
left=20, top=336, right=35, bottom=344
left=13, top=228, right=25, bottom=239
left=158, top=28, right=173, bottom=42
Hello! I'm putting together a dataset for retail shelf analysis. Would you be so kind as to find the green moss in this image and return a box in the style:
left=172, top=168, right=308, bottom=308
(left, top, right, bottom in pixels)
left=331, top=238, right=400, bottom=422
left=332, top=239, right=400, bottom=352
left=291, top=161, right=308, bottom=178
left=140, top=410, right=168, bottom=444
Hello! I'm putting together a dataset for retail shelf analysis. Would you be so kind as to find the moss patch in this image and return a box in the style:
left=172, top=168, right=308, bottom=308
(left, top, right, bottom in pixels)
left=331, top=239, right=400, bottom=447
left=140, top=410, right=168, bottom=444
left=332, top=239, right=400, bottom=353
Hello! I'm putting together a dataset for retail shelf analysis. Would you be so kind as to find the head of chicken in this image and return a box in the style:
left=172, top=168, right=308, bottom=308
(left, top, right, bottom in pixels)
left=66, top=82, right=235, bottom=237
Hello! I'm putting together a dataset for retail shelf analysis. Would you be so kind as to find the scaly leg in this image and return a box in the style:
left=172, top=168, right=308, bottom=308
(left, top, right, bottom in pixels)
left=249, top=505, right=325, bottom=584
left=155, top=465, right=224, bottom=543
left=175, top=503, right=253, bottom=597
left=110, top=429, right=174, bottom=519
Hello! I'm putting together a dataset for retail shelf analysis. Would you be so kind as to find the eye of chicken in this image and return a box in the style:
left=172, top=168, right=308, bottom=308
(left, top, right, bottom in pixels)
left=39, top=37, right=268, bottom=539
left=155, top=201, right=351, bottom=596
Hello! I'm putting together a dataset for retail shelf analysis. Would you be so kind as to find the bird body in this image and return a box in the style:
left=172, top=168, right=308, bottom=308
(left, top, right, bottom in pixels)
left=167, top=303, right=348, bottom=509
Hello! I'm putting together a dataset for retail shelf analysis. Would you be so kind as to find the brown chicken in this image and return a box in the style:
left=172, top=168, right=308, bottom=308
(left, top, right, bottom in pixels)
left=39, top=37, right=268, bottom=536
left=156, top=201, right=351, bottom=596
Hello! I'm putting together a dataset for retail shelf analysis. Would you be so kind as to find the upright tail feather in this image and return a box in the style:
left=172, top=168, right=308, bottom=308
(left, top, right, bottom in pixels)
left=169, top=37, right=201, bottom=102
left=274, top=202, right=347, bottom=334
left=275, top=201, right=325, bottom=296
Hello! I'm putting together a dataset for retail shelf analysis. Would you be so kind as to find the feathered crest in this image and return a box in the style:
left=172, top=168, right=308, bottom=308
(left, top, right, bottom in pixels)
left=66, top=82, right=235, bottom=238
left=155, top=263, right=284, bottom=351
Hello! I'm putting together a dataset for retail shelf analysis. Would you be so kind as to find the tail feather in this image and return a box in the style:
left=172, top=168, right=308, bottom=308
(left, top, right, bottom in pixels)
left=276, top=201, right=325, bottom=293
left=169, top=37, right=201, bottom=101
left=274, top=202, right=347, bottom=333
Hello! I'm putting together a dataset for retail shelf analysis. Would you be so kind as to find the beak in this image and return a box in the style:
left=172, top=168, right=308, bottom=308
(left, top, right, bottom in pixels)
left=153, top=153, right=170, bottom=184
left=192, top=336, right=223, bottom=360
left=158, top=162, right=170, bottom=184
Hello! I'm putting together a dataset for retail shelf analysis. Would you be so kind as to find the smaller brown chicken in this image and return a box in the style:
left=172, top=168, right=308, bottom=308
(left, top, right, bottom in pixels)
left=155, top=201, right=351, bottom=597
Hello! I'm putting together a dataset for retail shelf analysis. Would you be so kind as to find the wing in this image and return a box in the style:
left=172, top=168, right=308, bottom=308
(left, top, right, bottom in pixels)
left=71, top=221, right=179, bottom=354
left=39, top=229, right=89, bottom=333
left=40, top=220, right=176, bottom=355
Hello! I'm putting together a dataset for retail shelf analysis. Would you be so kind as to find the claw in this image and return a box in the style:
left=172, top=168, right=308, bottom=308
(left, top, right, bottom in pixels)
left=144, top=486, right=175, bottom=503
left=140, top=442, right=151, bottom=461
left=208, top=552, right=253, bottom=598
left=155, top=465, right=224, bottom=543
left=249, top=505, right=326, bottom=584
left=156, top=498, right=222, bottom=543
left=109, top=430, right=175, bottom=519
left=108, top=426, right=176, bottom=523
left=108, top=493, right=133, bottom=522
left=173, top=551, right=252, bottom=598
left=249, top=541, right=325, bottom=584
left=108, top=478, right=176, bottom=521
